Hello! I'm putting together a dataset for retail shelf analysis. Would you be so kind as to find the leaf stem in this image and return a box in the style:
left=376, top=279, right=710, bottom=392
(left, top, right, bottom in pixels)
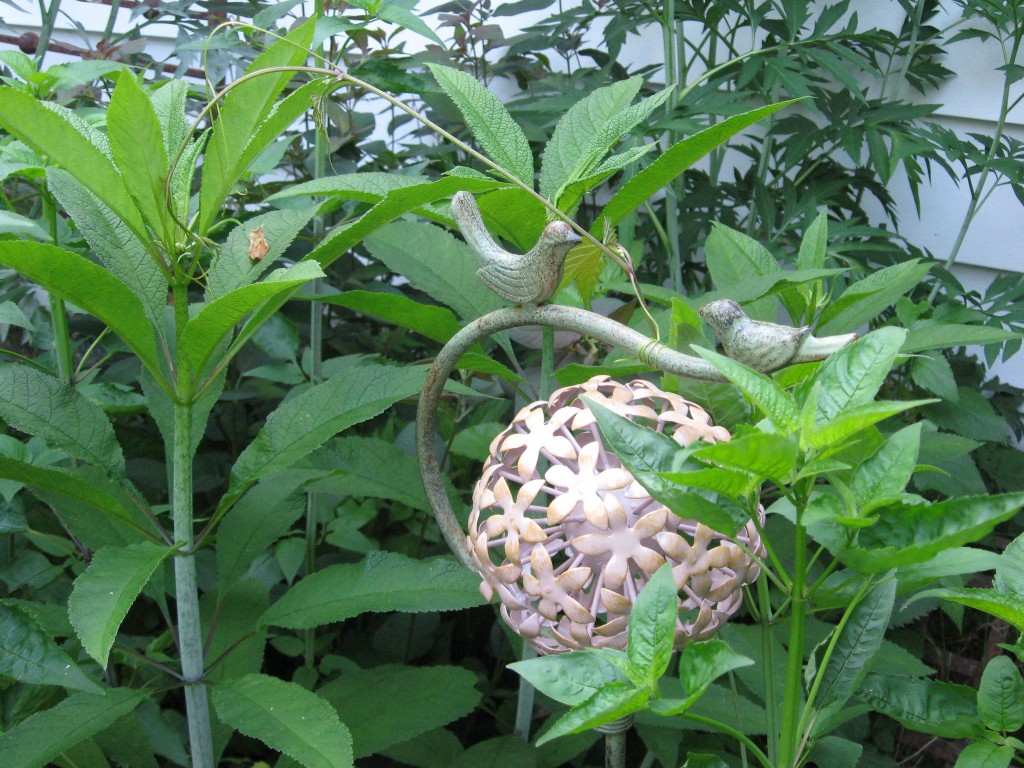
left=679, top=713, right=772, bottom=768
left=778, top=487, right=809, bottom=768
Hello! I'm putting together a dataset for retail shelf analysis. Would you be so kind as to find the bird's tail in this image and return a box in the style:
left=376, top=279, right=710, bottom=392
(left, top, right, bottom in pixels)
left=792, top=332, right=858, bottom=363
left=451, top=191, right=505, bottom=266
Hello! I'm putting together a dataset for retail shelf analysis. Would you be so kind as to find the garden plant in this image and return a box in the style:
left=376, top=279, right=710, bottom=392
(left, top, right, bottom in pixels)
left=0, top=2, right=1023, bottom=768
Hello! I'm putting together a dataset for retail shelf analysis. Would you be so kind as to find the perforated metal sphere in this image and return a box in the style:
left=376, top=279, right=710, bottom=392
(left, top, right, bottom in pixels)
left=468, top=376, right=765, bottom=655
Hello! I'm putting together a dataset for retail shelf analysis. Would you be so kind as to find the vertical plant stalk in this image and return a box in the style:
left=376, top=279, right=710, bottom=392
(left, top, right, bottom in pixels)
left=42, top=194, right=73, bottom=383
left=661, top=0, right=684, bottom=294
left=777, top=488, right=809, bottom=768
left=757, top=576, right=778, bottom=764
left=173, top=399, right=214, bottom=768
left=35, top=0, right=62, bottom=66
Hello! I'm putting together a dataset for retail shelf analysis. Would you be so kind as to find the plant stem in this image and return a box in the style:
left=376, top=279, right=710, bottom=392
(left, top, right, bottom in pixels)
left=661, top=0, right=683, bottom=294
left=778, top=491, right=808, bottom=768
left=42, top=194, right=73, bottom=384
left=35, top=0, right=61, bottom=67
left=172, top=399, right=213, bottom=768
left=680, top=713, right=772, bottom=768
left=757, top=575, right=779, bottom=764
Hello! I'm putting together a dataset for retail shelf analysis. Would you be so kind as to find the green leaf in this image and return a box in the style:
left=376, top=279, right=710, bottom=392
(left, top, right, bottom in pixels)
left=319, top=291, right=461, bottom=344
left=0, top=87, right=149, bottom=247
left=851, top=423, right=922, bottom=511
left=198, top=19, right=316, bottom=233
left=816, top=579, right=896, bottom=711
left=0, top=365, right=125, bottom=475
left=452, top=736, right=536, bottom=768
left=428, top=65, right=533, bottom=186
left=857, top=673, right=982, bottom=738
left=692, top=347, right=799, bottom=430
left=510, top=652, right=627, bottom=707
left=108, top=73, right=170, bottom=245
left=817, top=261, right=932, bottom=335
left=0, top=688, right=151, bottom=768
left=692, top=433, right=797, bottom=480
left=216, top=480, right=305, bottom=591
left=223, top=364, right=426, bottom=511
left=363, top=221, right=502, bottom=320
left=212, top=674, right=353, bottom=768
left=0, top=210, right=49, bottom=240
left=798, top=211, right=829, bottom=271
left=804, top=399, right=933, bottom=450
left=907, top=588, right=1024, bottom=634
left=911, top=354, right=959, bottom=401
left=954, top=740, right=1013, bottom=768
left=843, top=493, right=1024, bottom=573
left=651, top=639, right=754, bottom=715
left=813, top=327, right=908, bottom=422
left=0, top=603, right=100, bottom=692
left=996, top=533, right=1024, bottom=596
left=206, top=205, right=319, bottom=299
left=267, top=170, right=426, bottom=204
left=978, top=656, right=1024, bottom=732
left=46, top=169, right=168, bottom=340
left=181, top=261, right=324, bottom=376
left=536, top=682, right=651, bottom=746
left=318, top=665, right=481, bottom=758
left=704, top=224, right=781, bottom=319
left=69, top=541, right=176, bottom=666
left=595, top=102, right=794, bottom=231
left=0, top=242, right=163, bottom=384
left=902, top=323, right=1022, bottom=353
left=237, top=79, right=326, bottom=179
left=628, top=564, right=680, bottom=684
left=260, top=551, right=484, bottom=629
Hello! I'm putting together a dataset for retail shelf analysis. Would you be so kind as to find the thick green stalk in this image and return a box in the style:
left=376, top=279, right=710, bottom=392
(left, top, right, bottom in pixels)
left=661, top=0, right=683, bottom=294
left=35, top=0, right=61, bottom=66
left=778, top=496, right=808, bottom=768
left=757, top=576, right=779, bottom=764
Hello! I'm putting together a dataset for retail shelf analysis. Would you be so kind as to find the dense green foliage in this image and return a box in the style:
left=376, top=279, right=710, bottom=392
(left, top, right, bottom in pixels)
left=1, top=1, right=1023, bottom=767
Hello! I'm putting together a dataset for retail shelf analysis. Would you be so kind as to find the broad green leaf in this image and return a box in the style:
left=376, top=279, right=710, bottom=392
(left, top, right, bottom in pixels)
left=181, top=261, right=324, bottom=376
left=595, top=102, right=794, bottom=231
left=692, top=433, right=797, bottom=480
left=0, top=87, right=149, bottom=247
left=91, top=712, right=157, bottom=768
left=267, top=170, right=425, bottom=204
left=0, top=603, right=100, bottom=692
left=510, top=652, right=627, bottom=707
left=0, top=300, right=35, bottom=330
left=798, top=211, right=829, bottom=271
left=319, top=291, right=461, bottom=344
left=0, top=456, right=140, bottom=531
left=628, top=564, right=680, bottom=683
left=428, top=64, right=533, bottom=186
left=813, top=327, right=908, bottom=422
left=0, top=50, right=35, bottom=81
left=536, top=682, right=650, bottom=746
left=45, top=169, right=168, bottom=341
left=202, top=579, right=269, bottom=689
left=212, top=674, right=353, bottom=768
left=907, top=588, right=1024, bottom=633
left=895, top=548, right=1002, bottom=593
left=995, top=533, right=1024, bottom=595
left=224, top=364, right=426, bottom=510
left=216, top=479, right=305, bottom=590
left=804, top=399, right=933, bottom=450
left=0, top=210, right=49, bottom=239
left=0, top=365, right=124, bottom=474
left=843, top=493, right=1024, bottom=573
left=817, top=261, right=932, bottom=335
left=452, top=736, right=536, bottom=768
left=374, top=0, right=445, bottom=44
left=306, top=176, right=505, bottom=268
left=206, top=205, right=319, bottom=298
left=816, top=579, right=896, bottom=711
left=539, top=78, right=643, bottom=201
left=911, top=354, right=959, bottom=401
left=198, top=19, right=316, bottom=233
left=704, top=224, right=781, bottom=319
left=662, top=639, right=753, bottom=714
left=954, top=741, right=1013, bottom=768
left=319, top=665, right=481, bottom=758
left=0, top=242, right=163, bottom=384
left=692, top=347, right=799, bottom=430
left=237, top=79, right=326, bottom=177
left=857, top=673, right=982, bottom=738
left=379, top=729, right=465, bottom=768
left=260, top=551, right=484, bottom=629
left=977, top=656, right=1024, bottom=732
left=363, top=221, right=501, bottom=319
left=69, top=541, right=175, bottom=666
left=108, top=73, right=170, bottom=245
left=0, top=688, right=151, bottom=768
left=141, top=367, right=225, bottom=462
left=851, top=423, right=921, bottom=511
left=902, top=323, right=1021, bottom=354
left=151, top=78, right=189, bottom=159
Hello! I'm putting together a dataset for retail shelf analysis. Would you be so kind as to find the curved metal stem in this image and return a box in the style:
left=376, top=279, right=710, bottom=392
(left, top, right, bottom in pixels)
left=416, top=304, right=726, bottom=569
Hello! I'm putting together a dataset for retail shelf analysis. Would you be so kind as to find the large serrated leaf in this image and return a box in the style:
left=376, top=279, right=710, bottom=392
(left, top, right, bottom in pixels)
left=0, top=365, right=125, bottom=475
left=0, top=688, right=151, bottom=768
left=108, top=73, right=170, bottom=246
left=259, top=551, right=484, bottom=629
left=318, top=665, right=482, bottom=758
left=0, top=603, right=100, bottom=692
left=198, top=19, right=316, bottom=233
left=69, top=541, right=176, bottom=667
left=813, top=327, right=907, bottom=423
left=428, top=64, right=533, bottom=186
left=0, top=86, right=149, bottom=247
left=0, top=242, right=164, bottom=385
left=212, top=674, right=353, bottom=768
left=223, top=364, right=426, bottom=510
left=907, top=588, right=1024, bottom=633
left=857, top=673, right=982, bottom=738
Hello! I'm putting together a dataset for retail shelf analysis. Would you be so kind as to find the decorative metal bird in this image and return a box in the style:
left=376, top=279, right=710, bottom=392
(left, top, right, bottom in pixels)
left=450, top=191, right=582, bottom=306
left=700, top=299, right=857, bottom=372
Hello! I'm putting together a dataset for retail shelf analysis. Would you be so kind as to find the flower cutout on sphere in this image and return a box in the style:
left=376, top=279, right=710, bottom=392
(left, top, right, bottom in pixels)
left=467, top=375, right=765, bottom=655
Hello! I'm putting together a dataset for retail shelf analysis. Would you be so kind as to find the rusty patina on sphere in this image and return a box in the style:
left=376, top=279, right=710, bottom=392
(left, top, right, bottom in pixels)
left=468, top=376, right=765, bottom=655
